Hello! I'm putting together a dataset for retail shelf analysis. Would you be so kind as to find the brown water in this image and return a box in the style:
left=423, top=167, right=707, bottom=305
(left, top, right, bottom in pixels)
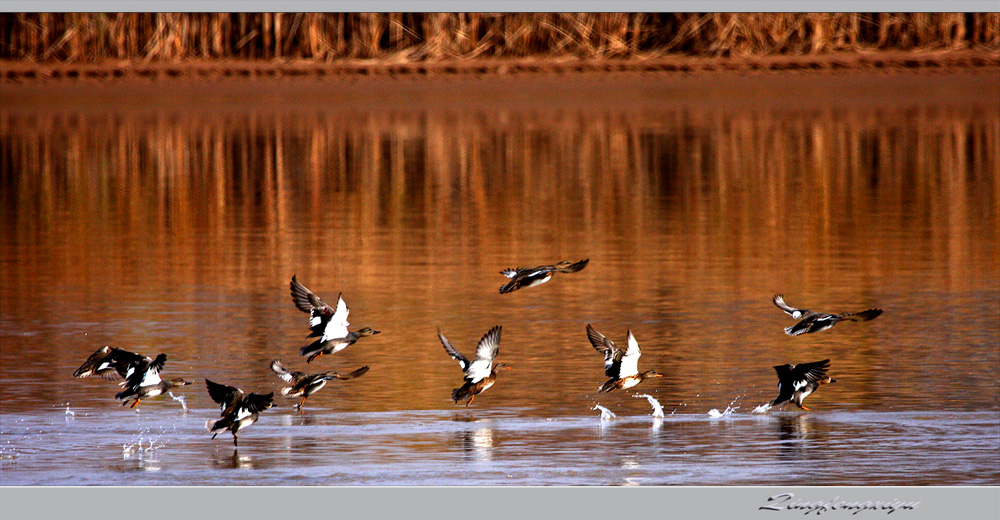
left=1, top=72, right=998, bottom=485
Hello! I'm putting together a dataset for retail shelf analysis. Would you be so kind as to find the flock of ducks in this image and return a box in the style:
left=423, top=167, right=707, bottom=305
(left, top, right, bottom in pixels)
left=72, top=258, right=883, bottom=446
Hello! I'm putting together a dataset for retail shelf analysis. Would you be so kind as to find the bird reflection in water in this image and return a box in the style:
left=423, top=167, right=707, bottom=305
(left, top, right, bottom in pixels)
left=453, top=421, right=495, bottom=463
left=618, top=455, right=643, bottom=486
left=776, top=413, right=814, bottom=460
left=212, top=449, right=254, bottom=469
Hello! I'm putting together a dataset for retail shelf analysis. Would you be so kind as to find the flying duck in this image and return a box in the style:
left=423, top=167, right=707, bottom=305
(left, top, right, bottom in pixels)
left=73, top=346, right=150, bottom=381
left=773, top=294, right=883, bottom=336
left=205, top=379, right=274, bottom=446
left=290, top=275, right=381, bottom=363
left=586, top=324, right=662, bottom=393
left=114, top=353, right=190, bottom=408
left=270, top=359, right=369, bottom=411
left=439, top=325, right=510, bottom=406
left=498, top=259, right=589, bottom=294
left=770, top=359, right=837, bottom=411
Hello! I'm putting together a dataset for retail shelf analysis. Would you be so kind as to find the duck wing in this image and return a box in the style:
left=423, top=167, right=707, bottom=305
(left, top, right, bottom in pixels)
left=205, top=379, right=246, bottom=411
left=586, top=324, right=622, bottom=378
left=270, top=359, right=304, bottom=384
left=291, top=276, right=350, bottom=339
left=772, top=294, right=807, bottom=318
left=290, top=275, right=334, bottom=314
left=110, top=349, right=152, bottom=380
left=74, top=346, right=146, bottom=380
left=617, top=330, right=642, bottom=378
left=438, top=329, right=471, bottom=372
left=121, top=353, right=165, bottom=390
left=237, top=392, right=274, bottom=418
left=330, top=366, right=370, bottom=380
left=841, top=308, right=883, bottom=321
left=315, top=294, right=350, bottom=341
left=776, top=359, right=831, bottom=391
left=465, top=326, right=501, bottom=383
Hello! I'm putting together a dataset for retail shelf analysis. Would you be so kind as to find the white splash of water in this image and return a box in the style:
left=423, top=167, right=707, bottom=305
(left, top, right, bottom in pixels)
left=708, top=405, right=739, bottom=418
left=592, top=404, right=616, bottom=421
left=752, top=403, right=772, bottom=414
left=634, top=394, right=665, bottom=418
left=64, top=403, right=75, bottom=419
left=122, top=431, right=164, bottom=460
left=708, top=397, right=742, bottom=418
left=168, top=392, right=188, bottom=411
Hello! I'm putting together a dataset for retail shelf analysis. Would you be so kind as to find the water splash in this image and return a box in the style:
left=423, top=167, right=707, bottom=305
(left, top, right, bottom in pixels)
left=122, top=429, right=165, bottom=461
left=592, top=404, right=616, bottom=421
left=708, top=396, right=743, bottom=418
left=634, top=394, right=665, bottom=418
left=752, top=403, right=772, bottom=414
left=64, top=403, right=75, bottom=419
left=168, top=392, right=188, bottom=411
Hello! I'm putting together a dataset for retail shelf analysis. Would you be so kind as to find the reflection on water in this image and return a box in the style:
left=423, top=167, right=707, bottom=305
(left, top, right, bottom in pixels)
left=1, top=75, right=998, bottom=485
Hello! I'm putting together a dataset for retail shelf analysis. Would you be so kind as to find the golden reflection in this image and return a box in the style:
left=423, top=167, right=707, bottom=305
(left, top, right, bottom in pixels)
left=1, top=100, right=997, bottom=414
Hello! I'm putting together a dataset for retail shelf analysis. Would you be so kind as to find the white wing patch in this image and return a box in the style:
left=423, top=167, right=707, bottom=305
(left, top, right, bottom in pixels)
left=501, top=269, right=518, bottom=279
left=466, top=358, right=493, bottom=383
left=617, top=330, right=642, bottom=378
left=139, top=365, right=162, bottom=387
left=235, top=406, right=252, bottom=421
left=321, top=295, right=350, bottom=341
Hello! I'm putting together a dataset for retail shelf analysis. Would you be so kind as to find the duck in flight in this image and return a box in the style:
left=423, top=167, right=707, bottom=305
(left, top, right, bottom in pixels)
left=439, top=325, right=510, bottom=406
left=772, top=294, right=883, bottom=336
left=114, top=353, right=190, bottom=408
left=205, top=379, right=274, bottom=446
left=586, top=324, right=662, bottom=393
left=290, top=275, right=380, bottom=363
left=270, top=359, right=369, bottom=412
left=769, top=359, right=836, bottom=411
left=498, top=259, right=589, bottom=294
left=74, top=346, right=152, bottom=381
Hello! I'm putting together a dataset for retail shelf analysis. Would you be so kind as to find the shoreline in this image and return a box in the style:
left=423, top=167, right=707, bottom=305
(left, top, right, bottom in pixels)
left=3, top=49, right=999, bottom=83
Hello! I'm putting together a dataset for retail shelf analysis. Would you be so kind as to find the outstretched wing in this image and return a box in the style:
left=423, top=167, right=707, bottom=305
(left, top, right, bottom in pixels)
left=617, top=330, right=642, bottom=378
left=841, top=308, right=883, bottom=322
left=270, top=359, right=304, bottom=383
left=775, top=359, right=831, bottom=392
left=241, top=392, right=274, bottom=415
left=74, top=346, right=147, bottom=380
left=772, top=294, right=806, bottom=318
left=290, top=275, right=334, bottom=314
left=205, top=379, right=245, bottom=410
left=439, top=329, right=470, bottom=372
left=466, top=326, right=501, bottom=382
left=586, top=324, right=621, bottom=378
left=319, top=294, right=350, bottom=340
left=331, top=366, right=370, bottom=380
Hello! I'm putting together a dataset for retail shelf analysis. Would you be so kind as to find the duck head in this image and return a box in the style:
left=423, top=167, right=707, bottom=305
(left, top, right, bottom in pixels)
left=357, top=327, right=381, bottom=337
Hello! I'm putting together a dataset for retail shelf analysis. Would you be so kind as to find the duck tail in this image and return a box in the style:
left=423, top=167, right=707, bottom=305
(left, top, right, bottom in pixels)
left=280, top=387, right=293, bottom=396
left=556, top=258, right=589, bottom=273
left=299, top=338, right=325, bottom=357
left=451, top=387, right=467, bottom=403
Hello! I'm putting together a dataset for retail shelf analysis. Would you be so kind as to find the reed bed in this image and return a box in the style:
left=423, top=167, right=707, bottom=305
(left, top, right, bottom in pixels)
left=2, top=13, right=998, bottom=62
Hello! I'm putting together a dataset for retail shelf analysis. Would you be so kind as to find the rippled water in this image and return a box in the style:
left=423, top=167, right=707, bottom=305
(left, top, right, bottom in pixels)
left=1, top=72, right=998, bottom=485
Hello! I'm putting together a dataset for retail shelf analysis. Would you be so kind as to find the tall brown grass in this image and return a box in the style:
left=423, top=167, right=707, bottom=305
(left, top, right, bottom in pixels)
left=2, top=13, right=998, bottom=62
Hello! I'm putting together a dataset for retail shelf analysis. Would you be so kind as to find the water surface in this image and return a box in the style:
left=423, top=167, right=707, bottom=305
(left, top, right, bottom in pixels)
left=1, top=71, right=998, bottom=485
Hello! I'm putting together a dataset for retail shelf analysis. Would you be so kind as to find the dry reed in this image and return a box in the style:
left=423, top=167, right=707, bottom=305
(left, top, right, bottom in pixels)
left=2, top=13, right=998, bottom=62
